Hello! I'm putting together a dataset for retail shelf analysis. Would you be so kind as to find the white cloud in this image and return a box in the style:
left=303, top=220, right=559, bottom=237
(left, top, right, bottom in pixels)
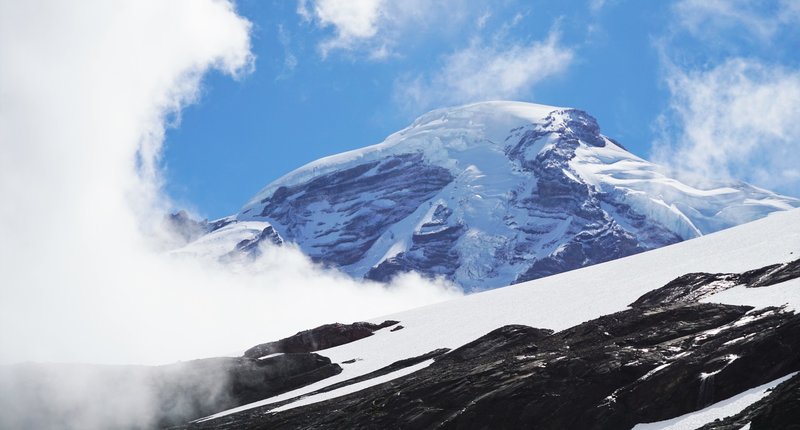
left=297, top=0, right=471, bottom=59
left=301, top=0, right=381, bottom=55
left=0, top=1, right=461, bottom=425
left=652, top=58, right=800, bottom=191
left=0, top=0, right=460, bottom=371
left=394, top=30, right=574, bottom=112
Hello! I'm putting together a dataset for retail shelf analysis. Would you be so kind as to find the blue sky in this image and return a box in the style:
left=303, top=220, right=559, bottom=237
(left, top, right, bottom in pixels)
left=163, top=0, right=800, bottom=219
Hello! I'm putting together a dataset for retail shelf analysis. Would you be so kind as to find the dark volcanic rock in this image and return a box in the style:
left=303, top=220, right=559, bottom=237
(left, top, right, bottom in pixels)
left=191, top=304, right=800, bottom=430
left=220, top=354, right=342, bottom=406
left=243, top=320, right=399, bottom=359
left=631, top=258, right=800, bottom=308
left=739, top=258, right=800, bottom=288
left=441, top=324, right=553, bottom=363
left=182, top=261, right=800, bottom=430
left=630, top=272, right=737, bottom=308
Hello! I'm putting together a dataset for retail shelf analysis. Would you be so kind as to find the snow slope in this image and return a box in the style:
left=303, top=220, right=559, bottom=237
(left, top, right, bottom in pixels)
left=181, top=101, right=798, bottom=290
left=200, top=208, right=800, bottom=420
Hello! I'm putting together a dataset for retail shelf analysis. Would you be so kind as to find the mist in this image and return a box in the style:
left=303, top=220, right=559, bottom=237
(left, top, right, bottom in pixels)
left=0, top=0, right=460, bottom=368
left=0, top=1, right=461, bottom=427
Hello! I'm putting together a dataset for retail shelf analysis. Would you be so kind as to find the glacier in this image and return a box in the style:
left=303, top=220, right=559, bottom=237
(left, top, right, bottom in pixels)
left=178, top=101, right=798, bottom=290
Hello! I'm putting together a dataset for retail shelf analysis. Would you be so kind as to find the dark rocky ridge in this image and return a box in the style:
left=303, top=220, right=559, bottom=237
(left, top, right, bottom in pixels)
left=632, top=258, right=800, bottom=308
left=243, top=320, right=399, bottom=359
left=180, top=260, right=800, bottom=429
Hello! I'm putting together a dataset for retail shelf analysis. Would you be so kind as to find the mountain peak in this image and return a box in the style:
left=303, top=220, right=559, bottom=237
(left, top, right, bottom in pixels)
left=180, top=102, right=798, bottom=290
left=242, top=102, right=604, bottom=209
left=408, top=100, right=565, bottom=129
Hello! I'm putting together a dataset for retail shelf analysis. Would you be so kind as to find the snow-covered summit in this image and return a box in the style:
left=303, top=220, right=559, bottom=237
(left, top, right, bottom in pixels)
left=185, top=101, right=799, bottom=290
left=243, top=101, right=562, bottom=208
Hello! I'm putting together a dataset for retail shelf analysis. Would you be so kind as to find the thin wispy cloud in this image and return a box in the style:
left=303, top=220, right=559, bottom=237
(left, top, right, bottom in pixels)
left=652, top=0, right=800, bottom=194
left=276, top=24, right=298, bottom=79
left=653, top=58, right=800, bottom=189
left=394, top=29, right=574, bottom=112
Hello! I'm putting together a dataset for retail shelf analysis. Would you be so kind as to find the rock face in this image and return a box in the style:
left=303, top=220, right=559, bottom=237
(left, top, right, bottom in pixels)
left=243, top=320, right=399, bottom=359
left=179, top=101, right=798, bottom=290
left=227, top=225, right=283, bottom=260
left=180, top=260, right=800, bottom=430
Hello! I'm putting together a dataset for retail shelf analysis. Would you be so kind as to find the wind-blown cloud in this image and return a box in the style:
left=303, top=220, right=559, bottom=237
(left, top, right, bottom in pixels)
left=0, top=1, right=461, bottom=426
left=394, top=30, right=574, bottom=112
left=0, top=0, right=459, bottom=366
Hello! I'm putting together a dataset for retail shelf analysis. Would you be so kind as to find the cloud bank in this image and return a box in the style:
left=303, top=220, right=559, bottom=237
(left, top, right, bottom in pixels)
left=0, top=0, right=460, bottom=370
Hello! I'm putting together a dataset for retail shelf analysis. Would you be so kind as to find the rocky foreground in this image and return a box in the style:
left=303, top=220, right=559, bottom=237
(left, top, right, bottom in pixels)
left=4, top=259, right=797, bottom=429
left=170, top=259, right=800, bottom=429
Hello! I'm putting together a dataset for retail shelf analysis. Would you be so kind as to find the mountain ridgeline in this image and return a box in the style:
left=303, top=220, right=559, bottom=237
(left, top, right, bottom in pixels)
left=178, top=101, right=798, bottom=290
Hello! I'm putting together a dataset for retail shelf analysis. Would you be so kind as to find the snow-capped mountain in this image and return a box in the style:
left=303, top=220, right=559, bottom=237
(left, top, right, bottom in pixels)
left=180, top=101, right=798, bottom=290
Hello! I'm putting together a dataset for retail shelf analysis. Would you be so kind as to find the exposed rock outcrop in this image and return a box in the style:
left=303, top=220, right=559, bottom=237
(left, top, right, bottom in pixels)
left=243, top=320, right=399, bottom=359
